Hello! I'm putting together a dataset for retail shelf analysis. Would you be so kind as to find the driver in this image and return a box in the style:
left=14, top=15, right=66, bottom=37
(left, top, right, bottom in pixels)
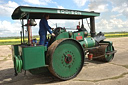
left=39, top=14, right=55, bottom=45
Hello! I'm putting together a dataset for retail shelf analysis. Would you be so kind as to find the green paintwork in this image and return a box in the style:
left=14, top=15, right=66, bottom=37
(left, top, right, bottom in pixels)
left=73, top=31, right=84, bottom=41
left=12, top=6, right=100, bottom=19
left=20, top=46, right=46, bottom=70
left=56, top=32, right=69, bottom=40
left=14, top=55, right=22, bottom=73
left=79, top=37, right=95, bottom=48
left=53, top=31, right=95, bottom=48
left=84, top=31, right=88, bottom=37
left=12, top=45, right=22, bottom=74
left=50, top=39, right=84, bottom=79
left=102, top=41, right=114, bottom=62
left=84, top=37, right=95, bottom=48
left=12, top=45, right=19, bottom=60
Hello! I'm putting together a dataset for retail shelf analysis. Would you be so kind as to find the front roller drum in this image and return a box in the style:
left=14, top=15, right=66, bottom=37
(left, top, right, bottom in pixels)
left=47, top=39, right=84, bottom=80
left=89, top=44, right=115, bottom=62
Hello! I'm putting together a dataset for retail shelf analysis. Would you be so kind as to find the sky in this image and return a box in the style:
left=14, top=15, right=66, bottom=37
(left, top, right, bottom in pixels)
left=0, top=0, right=128, bottom=37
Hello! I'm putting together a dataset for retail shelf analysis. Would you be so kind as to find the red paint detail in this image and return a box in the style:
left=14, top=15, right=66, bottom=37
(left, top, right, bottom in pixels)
left=78, top=33, right=80, bottom=35
left=76, top=36, right=83, bottom=40
left=65, top=54, right=72, bottom=64
left=67, top=54, right=72, bottom=57
left=88, top=53, right=93, bottom=60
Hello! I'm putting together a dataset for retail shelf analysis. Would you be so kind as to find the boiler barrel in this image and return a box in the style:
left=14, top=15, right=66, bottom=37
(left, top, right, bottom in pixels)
left=79, top=37, right=96, bottom=48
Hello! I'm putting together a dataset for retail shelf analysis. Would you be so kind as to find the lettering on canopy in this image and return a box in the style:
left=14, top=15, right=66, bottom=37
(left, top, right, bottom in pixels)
left=57, top=10, right=82, bottom=15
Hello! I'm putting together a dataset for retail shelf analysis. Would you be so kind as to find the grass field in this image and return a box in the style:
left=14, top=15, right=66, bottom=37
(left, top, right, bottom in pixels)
left=104, top=32, right=128, bottom=38
left=0, top=32, right=128, bottom=45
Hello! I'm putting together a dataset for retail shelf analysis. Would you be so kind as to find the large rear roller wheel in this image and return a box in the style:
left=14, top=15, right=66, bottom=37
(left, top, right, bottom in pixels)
left=47, top=39, right=84, bottom=80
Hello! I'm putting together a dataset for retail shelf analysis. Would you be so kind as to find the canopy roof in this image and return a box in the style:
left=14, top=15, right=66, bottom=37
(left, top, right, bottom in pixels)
left=12, top=6, right=100, bottom=20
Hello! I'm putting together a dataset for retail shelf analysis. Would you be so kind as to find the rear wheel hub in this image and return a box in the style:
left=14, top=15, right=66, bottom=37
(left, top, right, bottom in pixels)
left=64, top=54, right=72, bottom=64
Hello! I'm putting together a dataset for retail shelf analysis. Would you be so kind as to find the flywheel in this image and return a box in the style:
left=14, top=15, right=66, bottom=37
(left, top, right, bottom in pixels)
left=46, top=39, right=84, bottom=80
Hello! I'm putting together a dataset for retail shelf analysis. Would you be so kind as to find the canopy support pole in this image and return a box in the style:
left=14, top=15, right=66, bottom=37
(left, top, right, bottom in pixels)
left=21, top=19, right=25, bottom=43
left=90, top=17, right=96, bottom=37
left=26, top=14, right=31, bottom=45
left=81, top=19, right=84, bottom=28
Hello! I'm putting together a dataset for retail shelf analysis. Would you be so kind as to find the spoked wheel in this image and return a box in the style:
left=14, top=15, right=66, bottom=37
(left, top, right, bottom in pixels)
left=47, top=39, right=84, bottom=80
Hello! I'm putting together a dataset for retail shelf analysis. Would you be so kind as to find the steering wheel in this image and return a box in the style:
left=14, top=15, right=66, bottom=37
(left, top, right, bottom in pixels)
left=53, top=27, right=66, bottom=35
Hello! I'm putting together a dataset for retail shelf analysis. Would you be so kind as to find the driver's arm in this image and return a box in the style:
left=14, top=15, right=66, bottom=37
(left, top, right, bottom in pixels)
left=44, top=20, right=55, bottom=36
left=44, top=20, right=52, bottom=34
left=49, top=26, right=54, bottom=31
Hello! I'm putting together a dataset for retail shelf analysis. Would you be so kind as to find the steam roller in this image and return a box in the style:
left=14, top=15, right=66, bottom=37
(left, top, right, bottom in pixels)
left=11, top=6, right=117, bottom=80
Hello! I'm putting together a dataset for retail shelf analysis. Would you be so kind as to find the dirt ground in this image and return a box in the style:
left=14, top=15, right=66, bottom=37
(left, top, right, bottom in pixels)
left=0, top=37, right=128, bottom=85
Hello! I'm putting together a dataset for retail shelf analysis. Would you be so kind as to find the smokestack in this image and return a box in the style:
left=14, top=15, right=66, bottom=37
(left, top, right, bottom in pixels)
left=90, top=17, right=96, bottom=37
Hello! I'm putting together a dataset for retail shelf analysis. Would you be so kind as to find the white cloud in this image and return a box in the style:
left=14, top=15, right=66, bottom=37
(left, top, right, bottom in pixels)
left=84, top=9, right=89, bottom=11
left=112, top=7, right=121, bottom=12
left=0, top=20, right=39, bottom=37
left=24, top=0, right=56, bottom=5
left=7, top=1, right=19, bottom=8
left=111, top=3, right=127, bottom=13
left=0, top=1, right=18, bottom=16
left=24, top=0, right=42, bottom=5
left=96, top=18, right=128, bottom=32
left=73, top=0, right=87, bottom=7
left=122, top=8, right=128, bottom=17
left=57, top=6, right=64, bottom=9
left=111, top=0, right=128, bottom=17
left=88, top=0, right=108, bottom=12
left=87, top=0, right=128, bottom=32
left=0, top=20, right=21, bottom=37
left=111, top=0, right=128, bottom=6
left=0, top=1, right=21, bottom=37
left=110, top=14, right=122, bottom=18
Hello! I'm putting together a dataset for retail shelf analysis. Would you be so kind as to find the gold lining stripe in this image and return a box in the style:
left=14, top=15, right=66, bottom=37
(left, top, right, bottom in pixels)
left=91, top=38, right=95, bottom=46
left=84, top=38, right=88, bottom=48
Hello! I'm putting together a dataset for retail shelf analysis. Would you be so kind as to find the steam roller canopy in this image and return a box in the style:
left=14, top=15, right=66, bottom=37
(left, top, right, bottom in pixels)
left=47, top=39, right=84, bottom=80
